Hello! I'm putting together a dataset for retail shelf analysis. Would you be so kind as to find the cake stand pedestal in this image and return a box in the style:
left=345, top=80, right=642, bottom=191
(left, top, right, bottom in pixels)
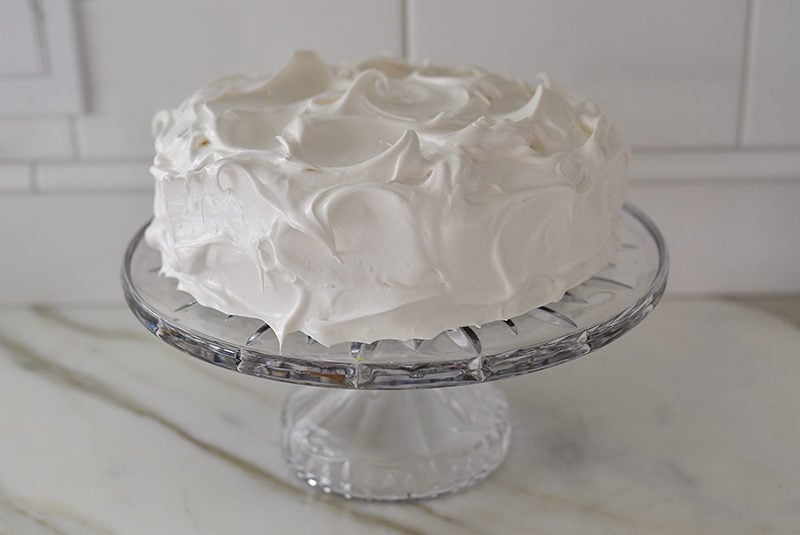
left=282, top=385, right=509, bottom=499
left=122, top=203, right=668, bottom=501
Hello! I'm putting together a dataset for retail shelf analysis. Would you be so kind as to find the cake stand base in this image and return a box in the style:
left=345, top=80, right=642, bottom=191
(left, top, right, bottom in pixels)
left=281, top=383, right=511, bottom=500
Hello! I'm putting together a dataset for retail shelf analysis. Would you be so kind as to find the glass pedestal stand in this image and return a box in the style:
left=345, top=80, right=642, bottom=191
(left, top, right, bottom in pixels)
left=122, top=204, right=667, bottom=501
left=283, top=385, right=510, bottom=499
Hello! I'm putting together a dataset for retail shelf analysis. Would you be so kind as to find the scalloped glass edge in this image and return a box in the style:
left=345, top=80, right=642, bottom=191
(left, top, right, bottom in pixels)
left=122, top=203, right=668, bottom=390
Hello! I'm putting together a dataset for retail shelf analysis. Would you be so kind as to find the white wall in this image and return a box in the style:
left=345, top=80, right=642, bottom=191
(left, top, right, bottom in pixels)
left=1, top=0, right=798, bottom=304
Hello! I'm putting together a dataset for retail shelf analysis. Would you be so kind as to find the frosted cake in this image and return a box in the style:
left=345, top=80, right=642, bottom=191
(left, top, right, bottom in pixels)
left=146, top=51, right=630, bottom=347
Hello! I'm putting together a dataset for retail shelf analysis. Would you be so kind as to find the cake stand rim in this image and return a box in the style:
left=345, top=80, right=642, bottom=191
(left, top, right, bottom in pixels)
left=121, top=202, right=668, bottom=389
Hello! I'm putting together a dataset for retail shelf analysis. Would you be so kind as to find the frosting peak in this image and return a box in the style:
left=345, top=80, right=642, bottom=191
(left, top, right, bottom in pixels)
left=146, top=51, right=630, bottom=347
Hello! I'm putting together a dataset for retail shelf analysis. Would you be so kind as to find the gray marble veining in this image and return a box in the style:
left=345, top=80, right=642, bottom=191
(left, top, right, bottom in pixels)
left=0, top=298, right=799, bottom=534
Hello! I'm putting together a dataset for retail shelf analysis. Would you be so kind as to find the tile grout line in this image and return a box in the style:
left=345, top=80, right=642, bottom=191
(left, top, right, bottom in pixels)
left=736, top=0, right=757, bottom=148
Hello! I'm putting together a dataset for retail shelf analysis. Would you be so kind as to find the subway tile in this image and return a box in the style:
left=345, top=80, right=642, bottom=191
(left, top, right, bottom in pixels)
left=0, top=164, right=32, bottom=191
left=75, top=0, right=402, bottom=158
left=628, top=180, right=800, bottom=294
left=0, top=193, right=153, bottom=303
left=410, top=0, right=747, bottom=148
left=744, top=0, right=800, bottom=146
left=0, top=117, right=73, bottom=159
left=37, top=160, right=153, bottom=191
left=630, top=150, right=800, bottom=182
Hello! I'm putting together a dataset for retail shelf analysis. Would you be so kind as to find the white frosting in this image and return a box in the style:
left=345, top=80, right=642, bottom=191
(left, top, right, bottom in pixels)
left=146, top=51, right=630, bottom=347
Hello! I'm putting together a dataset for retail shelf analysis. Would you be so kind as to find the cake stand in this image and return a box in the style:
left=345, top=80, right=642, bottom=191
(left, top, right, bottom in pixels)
left=122, top=203, right=668, bottom=501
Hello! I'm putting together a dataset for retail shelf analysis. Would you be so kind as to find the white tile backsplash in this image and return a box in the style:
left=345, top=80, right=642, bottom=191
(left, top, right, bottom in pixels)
left=0, top=164, right=31, bottom=191
left=631, top=150, right=800, bottom=182
left=629, top=180, right=800, bottom=294
left=0, top=193, right=152, bottom=303
left=0, top=117, right=74, bottom=159
left=37, top=161, right=152, bottom=191
left=743, top=0, right=800, bottom=147
left=75, top=0, right=402, bottom=158
left=0, top=0, right=798, bottom=301
left=410, top=0, right=747, bottom=148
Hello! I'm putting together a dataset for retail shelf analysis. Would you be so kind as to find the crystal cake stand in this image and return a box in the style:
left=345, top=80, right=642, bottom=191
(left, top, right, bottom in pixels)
left=122, top=203, right=668, bottom=500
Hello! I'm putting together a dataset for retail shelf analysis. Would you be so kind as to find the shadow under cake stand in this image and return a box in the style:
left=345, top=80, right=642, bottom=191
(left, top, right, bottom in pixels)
left=122, top=203, right=668, bottom=501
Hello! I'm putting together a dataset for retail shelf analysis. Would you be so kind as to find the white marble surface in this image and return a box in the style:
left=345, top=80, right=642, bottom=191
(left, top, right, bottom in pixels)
left=0, top=297, right=799, bottom=534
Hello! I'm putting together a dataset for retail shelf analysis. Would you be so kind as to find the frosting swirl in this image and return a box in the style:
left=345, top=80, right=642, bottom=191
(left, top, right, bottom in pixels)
left=146, top=51, right=630, bottom=346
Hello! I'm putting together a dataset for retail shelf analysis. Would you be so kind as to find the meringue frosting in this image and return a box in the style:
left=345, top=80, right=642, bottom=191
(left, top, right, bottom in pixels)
left=145, top=51, right=630, bottom=347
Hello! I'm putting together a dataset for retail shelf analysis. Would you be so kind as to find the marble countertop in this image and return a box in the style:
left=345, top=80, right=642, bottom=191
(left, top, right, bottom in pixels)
left=1, top=297, right=799, bottom=534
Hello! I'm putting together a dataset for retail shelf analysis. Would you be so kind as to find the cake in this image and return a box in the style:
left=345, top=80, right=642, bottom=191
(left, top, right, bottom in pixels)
left=146, top=51, right=630, bottom=347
